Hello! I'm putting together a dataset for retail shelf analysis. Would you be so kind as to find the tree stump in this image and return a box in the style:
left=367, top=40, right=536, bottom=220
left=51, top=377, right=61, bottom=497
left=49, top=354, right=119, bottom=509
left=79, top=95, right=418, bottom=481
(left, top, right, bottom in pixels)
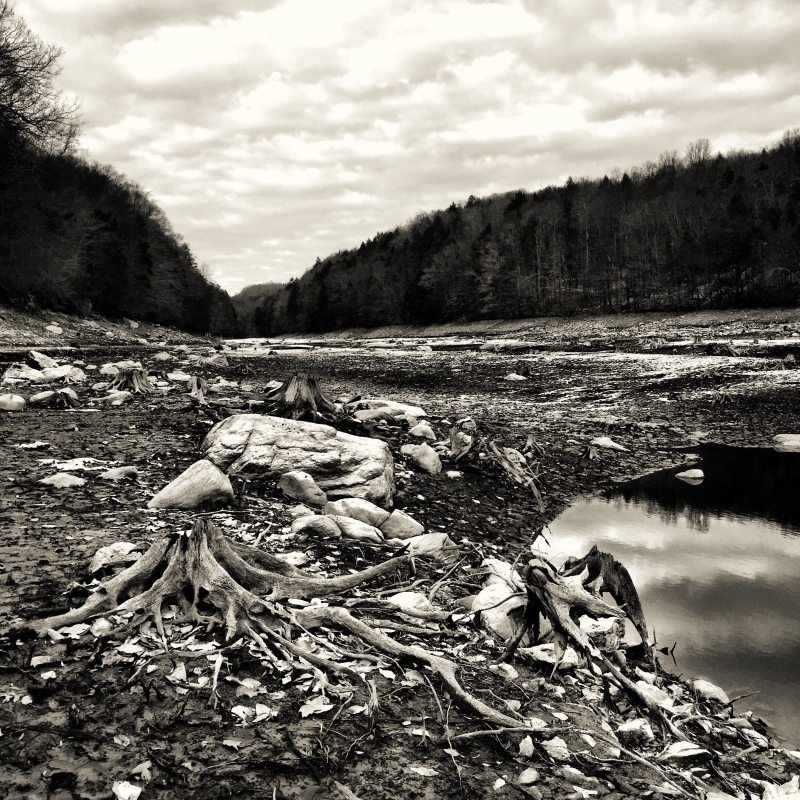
left=264, top=372, right=339, bottom=422
left=105, top=368, right=156, bottom=394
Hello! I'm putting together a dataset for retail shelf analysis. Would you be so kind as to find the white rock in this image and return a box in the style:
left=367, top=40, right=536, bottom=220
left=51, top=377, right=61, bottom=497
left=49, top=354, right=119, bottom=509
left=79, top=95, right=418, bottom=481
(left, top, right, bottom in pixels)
left=167, top=371, right=191, bottom=382
left=329, top=515, right=384, bottom=543
left=39, top=473, right=87, bottom=488
left=386, top=591, right=435, bottom=614
left=291, top=515, right=342, bottom=538
left=323, top=497, right=391, bottom=527
left=401, top=532, right=458, bottom=561
left=774, top=433, right=800, bottom=453
left=90, top=542, right=141, bottom=573
left=657, top=741, right=709, bottom=761
left=28, top=350, right=59, bottom=369
left=152, top=351, right=172, bottom=361
left=541, top=737, right=571, bottom=761
left=692, top=678, right=730, bottom=705
left=98, top=466, right=139, bottom=481
left=103, top=390, right=133, bottom=406
left=148, top=459, right=234, bottom=509
left=278, top=471, right=327, bottom=506
left=615, top=718, right=655, bottom=744
left=0, top=393, right=25, bottom=411
left=401, top=442, right=442, bottom=474
left=287, top=504, right=313, bottom=519
left=2, top=363, right=44, bottom=383
left=201, top=414, right=394, bottom=506
left=45, top=324, right=63, bottom=335
left=472, top=583, right=527, bottom=640
left=36, top=365, right=85, bottom=383
left=408, top=421, right=436, bottom=440
left=590, top=436, right=628, bottom=452
left=518, top=767, right=539, bottom=785
left=380, top=509, right=425, bottom=539
left=503, top=373, right=527, bottom=381
left=518, top=643, right=581, bottom=671
left=676, top=468, right=704, bottom=484
left=352, top=399, right=426, bottom=418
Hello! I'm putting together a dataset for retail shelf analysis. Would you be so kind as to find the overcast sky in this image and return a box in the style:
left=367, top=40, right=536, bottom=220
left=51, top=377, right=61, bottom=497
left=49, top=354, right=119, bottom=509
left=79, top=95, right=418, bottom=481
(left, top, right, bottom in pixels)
left=16, top=0, right=800, bottom=295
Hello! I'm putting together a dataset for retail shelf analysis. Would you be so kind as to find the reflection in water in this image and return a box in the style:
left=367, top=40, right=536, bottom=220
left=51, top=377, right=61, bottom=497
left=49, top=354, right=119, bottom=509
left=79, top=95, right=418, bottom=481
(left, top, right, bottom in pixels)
left=547, top=444, right=800, bottom=747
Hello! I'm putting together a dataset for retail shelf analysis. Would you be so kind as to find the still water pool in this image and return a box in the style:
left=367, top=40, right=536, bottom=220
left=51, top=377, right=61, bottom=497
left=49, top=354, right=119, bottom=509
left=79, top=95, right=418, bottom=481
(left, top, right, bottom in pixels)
left=547, top=443, right=800, bottom=746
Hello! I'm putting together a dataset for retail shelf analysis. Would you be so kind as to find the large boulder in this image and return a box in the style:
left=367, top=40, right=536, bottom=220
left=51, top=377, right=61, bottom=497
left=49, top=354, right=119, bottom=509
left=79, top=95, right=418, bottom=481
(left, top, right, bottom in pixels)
left=148, top=459, right=234, bottom=509
left=201, top=414, right=394, bottom=506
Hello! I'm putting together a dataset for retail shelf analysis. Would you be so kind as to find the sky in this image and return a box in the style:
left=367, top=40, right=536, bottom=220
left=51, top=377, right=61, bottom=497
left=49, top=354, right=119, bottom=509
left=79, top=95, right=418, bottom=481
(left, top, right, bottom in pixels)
left=15, top=0, right=800, bottom=295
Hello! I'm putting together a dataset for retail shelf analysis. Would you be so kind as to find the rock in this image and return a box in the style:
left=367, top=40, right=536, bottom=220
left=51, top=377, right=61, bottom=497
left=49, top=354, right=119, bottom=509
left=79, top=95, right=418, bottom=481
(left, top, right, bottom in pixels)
left=692, top=678, right=730, bottom=705
left=518, top=643, right=581, bottom=671
left=386, top=591, right=435, bottom=614
left=291, top=515, right=342, bottom=538
left=89, top=542, right=141, bottom=573
left=99, top=360, right=141, bottom=376
left=353, top=399, right=427, bottom=418
left=675, top=468, right=704, bottom=484
left=589, top=436, right=628, bottom=452
left=28, top=390, right=56, bottom=405
left=353, top=407, right=397, bottom=423
left=518, top=767, right=539, bottom=785
left=33, top=365, right=85, bottom=383
left=0, top=393, right=25, bottom=411
left=401, top=443, right=442, bottom=474
left=541, top=737, right=571, bottom=761
left=45, top=324, right=63, bottom=335
left=103, top=390, right=133, bottom=406
left=201, top=414, right=394, bottom=506
left=328, top=515, right=384, bottom=543
left=39, top=473, right=87, bottom=488
left=193, top=353, right=228, bottom=367
left=380, top=509, right=424, bottom=539
left=152, top=351, right=172, bottom=361
left=408, top=421, right=436, bottom=440
left=147, top=459, right=234, bottom=509
left=503, top=373, right=527, bottom=381
left=28, top=350, right=58, bottom=369
left=578, top=614, right=624, bottom=651
left=2, top=363, right=44, bottom=383
left=472, top=583, right=527, bottom=640
left=98, top=466, right=139, bottom=481
left=287, top=504, right=313, bottom=519
left=323, top=498, right=390, bottom=527
left=167, top=371, right=191, bottom=382
left=774, top=433, right=800, bottom=452
left=615, top=718, right=655, bottom=744
left=278, top=471, right=327, bottom=506
left=401, top=531, right=457, bottom=560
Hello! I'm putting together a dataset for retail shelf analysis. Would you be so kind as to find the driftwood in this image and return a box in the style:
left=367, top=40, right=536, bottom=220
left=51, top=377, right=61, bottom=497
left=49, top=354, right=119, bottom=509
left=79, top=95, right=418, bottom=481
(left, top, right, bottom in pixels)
left=105, top=368, right=156, bottom=394
left=264, top=372, right=339, bottom=422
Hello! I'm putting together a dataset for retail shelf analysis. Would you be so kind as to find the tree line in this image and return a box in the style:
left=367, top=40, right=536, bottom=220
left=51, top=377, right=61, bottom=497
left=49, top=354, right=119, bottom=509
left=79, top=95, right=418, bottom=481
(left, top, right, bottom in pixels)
left=0, top=1, right=237, bottom=335
left=248, top=132, right=800, bottom=335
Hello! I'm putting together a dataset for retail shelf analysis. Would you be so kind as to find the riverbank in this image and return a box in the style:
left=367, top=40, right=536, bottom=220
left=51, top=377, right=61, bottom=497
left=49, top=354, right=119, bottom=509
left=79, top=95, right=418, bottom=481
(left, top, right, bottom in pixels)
left=1, top=310, right=799, bottom=798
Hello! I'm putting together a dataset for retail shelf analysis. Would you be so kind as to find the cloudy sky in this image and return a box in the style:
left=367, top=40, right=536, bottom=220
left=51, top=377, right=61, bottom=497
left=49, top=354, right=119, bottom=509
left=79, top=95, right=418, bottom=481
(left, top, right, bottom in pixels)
left=16, top=0, right=800, bottom=295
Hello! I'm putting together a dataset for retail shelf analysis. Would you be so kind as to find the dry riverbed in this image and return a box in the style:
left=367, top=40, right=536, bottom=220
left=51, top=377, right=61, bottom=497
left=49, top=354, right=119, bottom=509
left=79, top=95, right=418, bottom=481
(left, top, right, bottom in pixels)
left=1, top=308, right=800, bottom=799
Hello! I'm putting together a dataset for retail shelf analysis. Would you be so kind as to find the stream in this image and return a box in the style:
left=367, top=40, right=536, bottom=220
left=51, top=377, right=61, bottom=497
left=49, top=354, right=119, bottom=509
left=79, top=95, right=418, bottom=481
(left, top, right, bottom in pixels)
left=548, top=443, right=800, bottom=746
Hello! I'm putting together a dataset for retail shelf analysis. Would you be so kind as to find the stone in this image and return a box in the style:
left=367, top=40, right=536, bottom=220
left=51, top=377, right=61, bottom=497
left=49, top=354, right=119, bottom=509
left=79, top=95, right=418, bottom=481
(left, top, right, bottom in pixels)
left=28, top=350, right=58, bottom=369
left=39, top=473, right=87, bottom=488
left=328, top=515, right=384, bottom=543
left=401, top=531, right=457, bottom=561
left=408, top=421, right=436, bottom=440
left=774, top=433, right=800, bottom=452
left=287, top=504, right=313, bottom=519
left=147, top=459, right=234, bottom=509
left=615, top=718, right=655, bottom=744
left=503, top=373, right=527, bottom=381
left=45, top=324, right=63, bottom=335
left=589, top=436, right=627, bottom=451
left=386, top=591, right=436, bottom=614
left=401, top=443, right=442, bottom=474
left=278, top=471, right=327, bottom=506
left=152, top=351, right=172, bottom=361
left=380, top=509, right=424, bottom=539
left=89, top=542, right=141, bottom=573
left=201, top=414, right=394, bottom=506
left=353, top=407, right=397, bottom=423
left=167, top=371, right=191, bottom=382
left=291, top=515, right=342, bottom=538
left=2, top=363, right=44, bottom=383
left=0, top=393, right=25, bottom=411
left=472, top=582, right=527, bottom=640
left=518, top=643, right=581, bottom=671
left=103, top=390, right=133, bottom=406
left=34, top=365, right=85, bottom=383
left=675, top=468, right=704, bottom=484
left=351, top=399, right=427, bottom=418
left=98, top=466, right=139, bottom=481
left=323, top=497, right=390, bottom=527
left=692, top=678, right=730, bottom=705
left=518, top=767, right=540, bottom=785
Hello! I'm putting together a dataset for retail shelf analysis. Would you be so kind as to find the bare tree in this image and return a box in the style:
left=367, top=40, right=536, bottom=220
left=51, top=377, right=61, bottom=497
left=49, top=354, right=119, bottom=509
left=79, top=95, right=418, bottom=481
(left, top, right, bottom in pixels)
left=0, top=0, right=79, bottom=154
left=685, top=137, right=712, bottom=167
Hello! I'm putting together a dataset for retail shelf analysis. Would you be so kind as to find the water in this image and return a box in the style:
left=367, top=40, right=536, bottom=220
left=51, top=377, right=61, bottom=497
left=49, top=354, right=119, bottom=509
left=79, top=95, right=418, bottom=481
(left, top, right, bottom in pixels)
left=548, top=444, right=800, bottom=746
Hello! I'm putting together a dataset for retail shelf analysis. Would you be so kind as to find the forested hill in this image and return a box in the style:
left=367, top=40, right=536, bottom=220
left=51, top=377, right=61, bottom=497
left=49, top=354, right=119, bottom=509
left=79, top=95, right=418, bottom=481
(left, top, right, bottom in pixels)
left=0, top=3, right=237, bottom=335
left=232, top=283, right=285, bottom=335
left=249, top=133, right=800, bottom=336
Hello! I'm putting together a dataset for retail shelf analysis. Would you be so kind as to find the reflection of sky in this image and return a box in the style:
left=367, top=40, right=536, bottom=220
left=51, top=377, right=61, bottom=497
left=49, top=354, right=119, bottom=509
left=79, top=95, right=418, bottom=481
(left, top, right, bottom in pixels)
left=547, top=497, right=800, bottom=746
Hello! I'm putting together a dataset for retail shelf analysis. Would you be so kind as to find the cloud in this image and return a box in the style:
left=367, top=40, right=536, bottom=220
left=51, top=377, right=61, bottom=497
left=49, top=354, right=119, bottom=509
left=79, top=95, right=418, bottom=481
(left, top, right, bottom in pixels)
left=14, top=0, right=800, bottom=293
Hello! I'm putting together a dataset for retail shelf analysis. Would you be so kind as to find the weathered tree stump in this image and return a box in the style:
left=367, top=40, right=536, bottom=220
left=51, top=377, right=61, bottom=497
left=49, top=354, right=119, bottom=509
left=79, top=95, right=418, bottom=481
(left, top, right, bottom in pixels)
left=105, top=368, right=156, bottom=394
left=264, top=372, right=338, bottom=422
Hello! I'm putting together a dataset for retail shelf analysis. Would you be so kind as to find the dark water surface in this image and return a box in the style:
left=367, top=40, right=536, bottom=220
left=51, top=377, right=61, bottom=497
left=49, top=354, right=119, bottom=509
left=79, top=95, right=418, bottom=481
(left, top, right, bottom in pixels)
left=548, top=444, right=800, bottom=746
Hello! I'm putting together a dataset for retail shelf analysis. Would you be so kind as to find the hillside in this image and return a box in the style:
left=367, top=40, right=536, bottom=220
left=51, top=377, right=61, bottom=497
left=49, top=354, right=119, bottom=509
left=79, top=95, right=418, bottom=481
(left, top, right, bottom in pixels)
left=248, top=132, right=800, bottom=335
left=0, top=3, right=237, bottom=336
left=231, top=282, right=284, bottom=335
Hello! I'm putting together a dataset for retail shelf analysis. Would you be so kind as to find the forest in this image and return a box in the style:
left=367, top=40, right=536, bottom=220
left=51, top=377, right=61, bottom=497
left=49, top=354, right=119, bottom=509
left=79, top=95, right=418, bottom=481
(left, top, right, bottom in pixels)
left=248, top=133, right=800, bottom=335
left=0, top=2, right=237, bottom=335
